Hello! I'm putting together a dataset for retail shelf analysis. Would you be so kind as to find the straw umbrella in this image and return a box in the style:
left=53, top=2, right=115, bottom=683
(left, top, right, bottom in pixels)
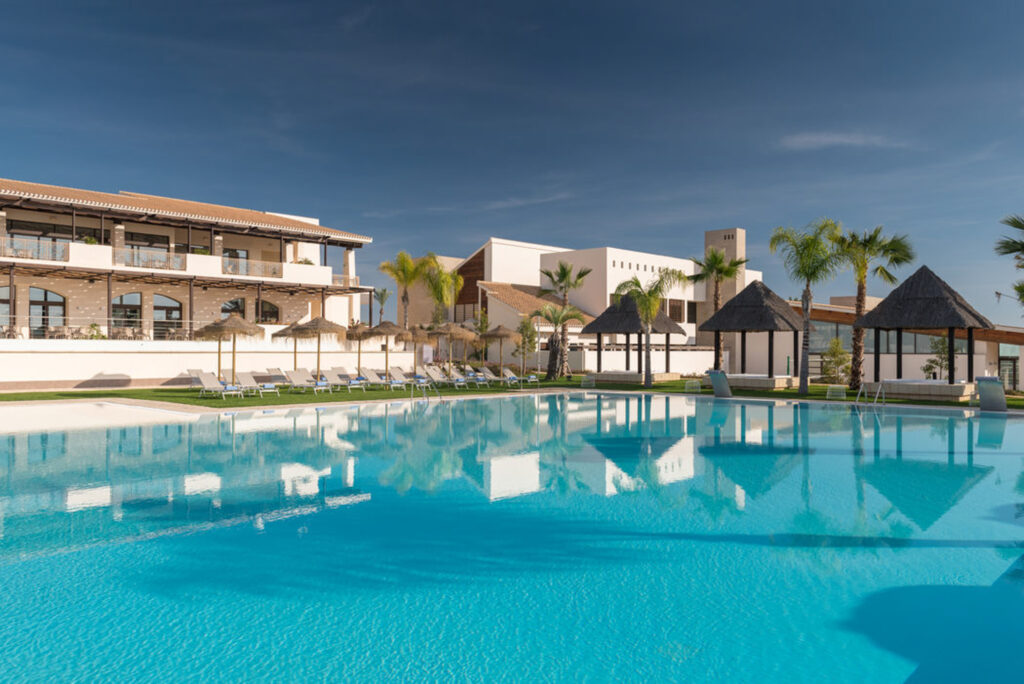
left=272, top=320, right=302, bottom=370
left=194, top=313, right=264, bottom=384
left=407, top=325, right=432, bottom=370
left=347, top=322, right=371, bottom=370
left=481, top=325, right=522, bottom=374
left=429, top=322, right=477, bottom=375
left=372, top=321, right=410, bottom=375
left=291, top=316, right=348, bottom=381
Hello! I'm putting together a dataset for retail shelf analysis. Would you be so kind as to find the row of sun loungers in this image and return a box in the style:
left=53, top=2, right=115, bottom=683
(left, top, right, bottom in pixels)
left=188, top=364, right=540, bottom=399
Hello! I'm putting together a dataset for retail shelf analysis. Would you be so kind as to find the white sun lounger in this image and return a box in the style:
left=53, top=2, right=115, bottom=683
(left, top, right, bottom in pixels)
left=236, top=371, right=280, bottom=397
left=707, top=369, right=732, bottom=398
left=197, top=372, right=243, bottom=399
left=977, top=376, right=1007, bottom=412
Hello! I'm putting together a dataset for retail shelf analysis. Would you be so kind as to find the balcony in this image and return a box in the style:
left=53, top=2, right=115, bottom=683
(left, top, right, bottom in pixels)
left=332, top=274, right=360, bottom=287
left=222, top=257, right=283, bottom=278
left=114, top=247, right=187, bottom=270
left=1, top=236, right=70, bottom=262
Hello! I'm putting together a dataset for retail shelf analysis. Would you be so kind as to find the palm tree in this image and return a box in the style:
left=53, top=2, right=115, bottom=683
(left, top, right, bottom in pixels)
left=539, top=261, right=592, bottom=378
left=531, top=303, right=586, bottom=380
left=378, top=251, right=437, bottom=328
left=769, top=218, right=843, bottom=394
left=995, top=215, right=1024, bottom=304
left=373, top=287, right=391, bottom=323
left=689, top=247, right=748, bottom=369
left=612, top=269, right=686, bottom=388
left=423, top=261, right=464, bottom=326
left=834, top=227, right=915, bottom=391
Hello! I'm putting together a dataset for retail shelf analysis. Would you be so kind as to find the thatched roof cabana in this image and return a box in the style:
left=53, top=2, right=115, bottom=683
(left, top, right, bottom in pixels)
left=854, top=266, right=994, bottom=384
left=579, top=294, right=686, bottom=374
left=697, top=281, right=803, bottom=376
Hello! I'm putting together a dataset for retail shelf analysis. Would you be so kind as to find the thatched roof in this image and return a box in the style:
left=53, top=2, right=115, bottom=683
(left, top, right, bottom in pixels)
left=292, top=316, right=347, bottom=340
left=580, top=294, right=686, bottom=335
left=194, top=313, right=264, bottom=340
left=855, top=266, right=994, bottom=330
left=481, top=324, right=521, bottom=341
left=428, top=322, right=477, bottom=341
left=698, top=281, right=803, bottom=333
left=372, top=320, right=410, bottom=339
left=272, top=320, right=302, bottom=339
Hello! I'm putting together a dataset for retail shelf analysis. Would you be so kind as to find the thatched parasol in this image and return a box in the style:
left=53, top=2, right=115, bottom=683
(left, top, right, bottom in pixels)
left=347, top=322, right=372, bottom=369
left=291, top=317, right=347, bottom=381
left=272, top=320, right=303, bottom=371
left=194, top=313, right=264, bottom=384
left=429, top=322, right=477, bottom=374
left=372, top=321, right=409, bottom=374
left=481, top=325, right=522, bottom=373
left=407, top=325, right=432, bottom=369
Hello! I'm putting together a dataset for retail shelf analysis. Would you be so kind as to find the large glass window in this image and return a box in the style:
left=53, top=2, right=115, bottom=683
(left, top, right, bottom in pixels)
left=9, top=219, right=99, bottom=244
left=28, top=287, right=65, bottom=339
left=258, top=300, right=280, bottom=324
left=125, top=232, right=169, bottom=251
left=112, top=292, right=142, bottom=329
left=222, top=298, right=245, bottom=319
left=0, top=285, right=9, bottom=326
left=668, top=299, right=684, bottom=323
left=153, top=294, right=183, bottom=339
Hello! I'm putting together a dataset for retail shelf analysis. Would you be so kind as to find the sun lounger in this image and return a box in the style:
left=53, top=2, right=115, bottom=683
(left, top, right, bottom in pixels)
left=360, top=367, right=403, bottom=390
left=236, top=371, right=280, bottom=398
left=186, top=368, right=204, bottom=388
left=479, top=366, right=502, bottom=383
left=977, top=376, right=1007, bottom=412
left=460, top=365, right=490, bottom=386
left=265, top=368, right=289, bottom=385
left=324, top=368, right=365, bottom=392
left=503, top=367, right=540, bottom=388
left=285, top=369, right=331, bottom=393
left=449, top=366, right=486, bottom=388
left=707, top=369, right=732, bottom=398
left=197, top=372, right=243, bottom=399
left=421, top=365, right=465, bottom=388
left=391, top=367, right=432, bottom=390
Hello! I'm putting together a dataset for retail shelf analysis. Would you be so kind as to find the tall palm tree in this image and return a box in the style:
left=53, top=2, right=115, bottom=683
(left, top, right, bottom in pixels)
left=769, top=218, right=843, bottom=394
left=373, top=287, right=391, bottom=323
left=531, top=303, right=586, bottom=380
left=995, top=214, right=1024, bottom=303
left=378, top=251, right=437, bottom=329
left=834, top=227, right=915, bottom=391
left=540, top=261, right=592, bottom=378
left=612, top=269, right=686, bottom=388
left=423, top=261, right=465, bottom=326
left=689, top=247, right=748, bottom=369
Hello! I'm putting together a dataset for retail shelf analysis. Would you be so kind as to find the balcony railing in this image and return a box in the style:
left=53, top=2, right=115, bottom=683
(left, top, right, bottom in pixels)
left=222, top=257, right=283, bottom=278
left=332, top=274, right=360, bottom=287
left=0, top=236, right=70, bottom=262
left=115, top=247, right=187, bottom=271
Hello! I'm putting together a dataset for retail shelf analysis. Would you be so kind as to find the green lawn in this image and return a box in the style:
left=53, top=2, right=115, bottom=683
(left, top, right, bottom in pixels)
left=0, top=376, right=1017, bottom=410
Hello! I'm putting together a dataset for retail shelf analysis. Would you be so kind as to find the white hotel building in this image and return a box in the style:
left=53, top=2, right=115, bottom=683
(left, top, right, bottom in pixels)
left=397, top=228, right=763, bottom=374
left=0, top=178, right=393, bottom=390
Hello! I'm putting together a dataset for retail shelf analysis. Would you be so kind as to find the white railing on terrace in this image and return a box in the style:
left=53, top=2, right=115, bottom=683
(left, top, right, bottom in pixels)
left=222, top=257, right=283, bottom=278
left=0, top=236, right=70, bottom=262
left=332, top=274, right=360, bottom=287
left=114, top=247, right=187, bottom=271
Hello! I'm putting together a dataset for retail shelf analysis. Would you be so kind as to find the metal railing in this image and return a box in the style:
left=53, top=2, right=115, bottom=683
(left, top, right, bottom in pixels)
left=332, top=274, right=360, bottom=287
left=115, top=247, right=187, bottom=270
left=0, top=236, right=70, bottom=262
left=222, top=257, right=283, bottom=278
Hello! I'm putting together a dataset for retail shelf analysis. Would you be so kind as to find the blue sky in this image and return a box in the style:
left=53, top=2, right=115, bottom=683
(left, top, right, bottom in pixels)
left=3, top=1, right=1024, bottom=320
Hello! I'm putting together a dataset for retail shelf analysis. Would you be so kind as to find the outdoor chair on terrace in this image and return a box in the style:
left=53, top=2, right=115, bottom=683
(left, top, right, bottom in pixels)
left=503, top=367, right=540, bottom=388
left=977, top=376, right=1007, bottom=413
left=285, top=369, right=331, bottom=393
left=236, top=371, right=280, bottom=398
left=265, top=368, right=289, bottom=385
left=186, top=368, right=204, bottom=388
left=479, top=366, right=503, bottom=383
left=391, top=367, right=431, bottom=390
left=324, top=368, right=365, bottom=392
left=360, top=367, right=402, bottom=390
left=450, top=366, right=487, bottom=388
left=420, top=365, right=463, bottom=389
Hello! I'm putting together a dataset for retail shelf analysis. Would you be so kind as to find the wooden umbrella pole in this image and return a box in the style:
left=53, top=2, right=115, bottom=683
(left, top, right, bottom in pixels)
left=499, top=339, right=504, bottom=374
left=316, top=334, right=322, bottom=381
left=448, top=335, right=454, bottom=376
left=217, top=338, right=222, bottom=381
left=385, top=335, right=390, bottom=374
left=357, top=338, right=362, bottom=370
left=231, top=334, right=237, bottom=384
left=293, top=337, right=298, bottom=371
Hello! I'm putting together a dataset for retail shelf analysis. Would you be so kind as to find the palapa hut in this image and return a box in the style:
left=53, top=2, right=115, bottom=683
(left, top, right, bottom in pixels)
left=480, top=325, right=521, bottom=373
left=698, top=280, right=804, bottom=377
left=855, top=266, right=993, bottom=385
left=194, top=313, right=264, bottom=384
left=580, top=294, right=685, bottom=375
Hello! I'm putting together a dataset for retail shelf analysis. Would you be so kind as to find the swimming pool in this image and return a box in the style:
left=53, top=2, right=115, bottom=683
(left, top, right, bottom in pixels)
left=1, top=393, right=1022, bottom=681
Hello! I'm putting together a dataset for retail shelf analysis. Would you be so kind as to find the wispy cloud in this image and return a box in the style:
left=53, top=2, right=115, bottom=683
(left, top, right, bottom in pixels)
left=778, top=132, right=910, bottom=151
left=362, top=191, right=573, bottom=219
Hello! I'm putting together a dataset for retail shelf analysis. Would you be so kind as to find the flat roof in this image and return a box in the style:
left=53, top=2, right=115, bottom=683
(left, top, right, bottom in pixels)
left=0, top=177, right=371, bottom=246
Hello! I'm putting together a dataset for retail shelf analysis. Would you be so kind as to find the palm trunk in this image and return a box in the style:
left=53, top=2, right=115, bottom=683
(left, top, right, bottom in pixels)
left=400, top=288, right=409, bottom=328
left=559, top=292, right=570, bottom=378
left=849, top=275, right=866, bottom=391
left=643, top=325, right=653, bottom=388
left=800, top=283, right=811, bottom=395
left=713, top=279, right=723, bottom=369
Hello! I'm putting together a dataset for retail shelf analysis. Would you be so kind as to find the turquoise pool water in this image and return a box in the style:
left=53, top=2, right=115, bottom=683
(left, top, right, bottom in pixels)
left=2, top=393, right=1023, bottom=682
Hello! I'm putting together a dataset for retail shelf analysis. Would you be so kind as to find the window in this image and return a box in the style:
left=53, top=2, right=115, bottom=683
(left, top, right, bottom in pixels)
left=28, top=287, right=65, bottom=339
left=153, top=294, right=183, bottom=339
left=112, top=292, right=142, bottom=329
left=258, top=300, right=280, bottom=324
left=669, top=299, right=684, bottom=323
left=222, top=298, right=245, bottom=319
left=686, top=301, right=697, bottom=324
left=9, top=219, right=99, bottom=244
left=125, top=232, right=169, bottom=251
left=0, top=286, right=8, bottom=326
